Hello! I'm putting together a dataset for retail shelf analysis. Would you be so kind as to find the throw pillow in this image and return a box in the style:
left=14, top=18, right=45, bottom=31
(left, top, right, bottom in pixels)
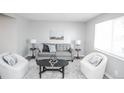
left=48, top=44, right=56, bottom=52
left=88, top=55, right=103, bottom=66
left=42, top=44, right=50, bottom=52
left=56, top=44, right=70, bottom=51
left=38, top=43, right=43, bottom=52
left=2, top=53, right=17, bottom=66
left=56, top=44, right=63, bottom=51
left=68, top=48, right=72, bottom=53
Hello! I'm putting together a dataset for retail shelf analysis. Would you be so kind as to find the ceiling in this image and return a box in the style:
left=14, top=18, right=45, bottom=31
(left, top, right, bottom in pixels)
left=15, top=13, right=101, bottom=22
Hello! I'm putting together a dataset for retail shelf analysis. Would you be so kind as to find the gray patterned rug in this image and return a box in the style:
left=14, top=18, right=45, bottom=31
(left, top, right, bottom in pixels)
left=24, top=59, right=86, bottom=79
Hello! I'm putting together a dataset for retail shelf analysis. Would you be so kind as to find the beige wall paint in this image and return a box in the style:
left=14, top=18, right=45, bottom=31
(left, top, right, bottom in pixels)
left=85, top=13, right=124, bottom=78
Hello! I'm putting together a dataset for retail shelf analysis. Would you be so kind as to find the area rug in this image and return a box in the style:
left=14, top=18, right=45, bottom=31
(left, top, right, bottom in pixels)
left=24, top=59, right=86, bottom=79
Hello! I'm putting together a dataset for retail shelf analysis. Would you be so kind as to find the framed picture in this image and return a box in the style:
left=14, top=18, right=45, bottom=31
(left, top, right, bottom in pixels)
left=49, top=30, right=64, bottom=40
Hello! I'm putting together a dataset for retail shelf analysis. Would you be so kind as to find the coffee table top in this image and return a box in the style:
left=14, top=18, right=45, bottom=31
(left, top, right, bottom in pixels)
left=36, top=59, right=69, bottom=67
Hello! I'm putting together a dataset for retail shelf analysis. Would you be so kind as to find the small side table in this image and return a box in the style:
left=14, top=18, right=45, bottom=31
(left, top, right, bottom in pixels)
left=30, top=48, right=36, bottom=59
left=75, top=49, right=81, bottom=59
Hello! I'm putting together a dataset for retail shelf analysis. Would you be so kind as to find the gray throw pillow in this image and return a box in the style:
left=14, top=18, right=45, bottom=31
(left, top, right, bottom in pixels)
left=88, top=55, right=103, bottom=66
left=48, top=44, right=56, bottom=52
left=2, top=54, right=17, bottom=66
left=38, top=43, right=43, bottom=52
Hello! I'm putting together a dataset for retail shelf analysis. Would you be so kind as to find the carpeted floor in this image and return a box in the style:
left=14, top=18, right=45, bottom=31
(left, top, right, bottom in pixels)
left=24, top=59, right=86, bottom=79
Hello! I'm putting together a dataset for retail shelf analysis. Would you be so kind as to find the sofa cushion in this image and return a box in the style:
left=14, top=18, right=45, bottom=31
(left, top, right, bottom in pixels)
left=56, top=51, right=71, bottom=57
left=38, top=52, right=56, bottom=57
left=42, top=44, right=50, bottom=52
left=48, top=44, right=56, bottom=52
left=56, top=44, right=70, bottom=51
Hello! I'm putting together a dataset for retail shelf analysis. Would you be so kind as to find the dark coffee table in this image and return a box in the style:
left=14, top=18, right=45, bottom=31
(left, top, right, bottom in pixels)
left=36, top=59, right=69, bottom=79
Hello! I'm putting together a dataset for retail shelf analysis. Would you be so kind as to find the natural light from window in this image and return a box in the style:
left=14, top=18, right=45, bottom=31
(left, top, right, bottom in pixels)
left=95, top=16, right=124, bottom=59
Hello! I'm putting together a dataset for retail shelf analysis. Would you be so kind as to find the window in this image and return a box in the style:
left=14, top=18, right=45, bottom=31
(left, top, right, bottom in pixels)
left=95, top=16, right=124, bottom=59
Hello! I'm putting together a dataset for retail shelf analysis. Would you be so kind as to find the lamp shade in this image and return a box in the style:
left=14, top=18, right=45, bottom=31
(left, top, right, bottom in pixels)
left=30, top=39, right=37, bottom=44
left=75, top=40, right=81, bottom=45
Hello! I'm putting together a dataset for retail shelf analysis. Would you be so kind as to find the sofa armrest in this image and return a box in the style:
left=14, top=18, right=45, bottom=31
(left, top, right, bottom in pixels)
left=35, top=48, right=40, bottom=60
left=69, top=48, right=74, bottom=60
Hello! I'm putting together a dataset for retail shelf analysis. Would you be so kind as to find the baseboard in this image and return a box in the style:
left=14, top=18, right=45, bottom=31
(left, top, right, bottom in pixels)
left=105, top=73, right=113, bottom=79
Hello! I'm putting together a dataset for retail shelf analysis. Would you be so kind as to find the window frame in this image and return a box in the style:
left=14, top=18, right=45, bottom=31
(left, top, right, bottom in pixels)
left=95, top=48, right=124, bottom=61
left=94, top=17, right=124, bottom=61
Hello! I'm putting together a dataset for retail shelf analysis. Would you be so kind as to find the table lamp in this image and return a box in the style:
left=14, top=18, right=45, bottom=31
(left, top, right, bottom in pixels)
left=75, top=40, right=81, bottom=59
left=75, top=40, right=81, bottom=46
left=30, top=39, right=37, bottom=48
left=75, top=40, right=81, bottom=49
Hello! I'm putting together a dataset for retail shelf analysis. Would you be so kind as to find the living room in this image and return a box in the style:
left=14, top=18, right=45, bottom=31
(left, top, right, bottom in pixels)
left=1, top=13, right=124, bottom=79
left=0, top=13, right=88, bottom=79
left=1, top=0, right=124, bottom=93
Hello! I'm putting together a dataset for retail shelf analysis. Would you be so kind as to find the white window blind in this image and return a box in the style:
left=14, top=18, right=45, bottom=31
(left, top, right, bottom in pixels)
left=95, top=16, right=124, bottom=58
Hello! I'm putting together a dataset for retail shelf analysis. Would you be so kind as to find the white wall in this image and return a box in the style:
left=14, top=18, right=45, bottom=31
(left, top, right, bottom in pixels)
left=0, top=14, right=18, bottom=54
left=0, top=14, right=29, bottom=56
left=16, top=18, right=29, bottom=56
left=85, top=13, right=124, bottom=78
left=27, top=21, right=85, bottom=55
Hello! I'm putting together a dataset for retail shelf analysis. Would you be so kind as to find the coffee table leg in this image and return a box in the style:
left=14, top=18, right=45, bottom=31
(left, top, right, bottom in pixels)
left=39, top=65, right=41, bottom=78
left=62, top=66, right=64, bottom=79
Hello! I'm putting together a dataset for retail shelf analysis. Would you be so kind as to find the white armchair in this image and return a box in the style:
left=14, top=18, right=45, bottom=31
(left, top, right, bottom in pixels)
left=0, top=53, right=29, bottom=79
left=80, top=52, right=107, bottom=79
